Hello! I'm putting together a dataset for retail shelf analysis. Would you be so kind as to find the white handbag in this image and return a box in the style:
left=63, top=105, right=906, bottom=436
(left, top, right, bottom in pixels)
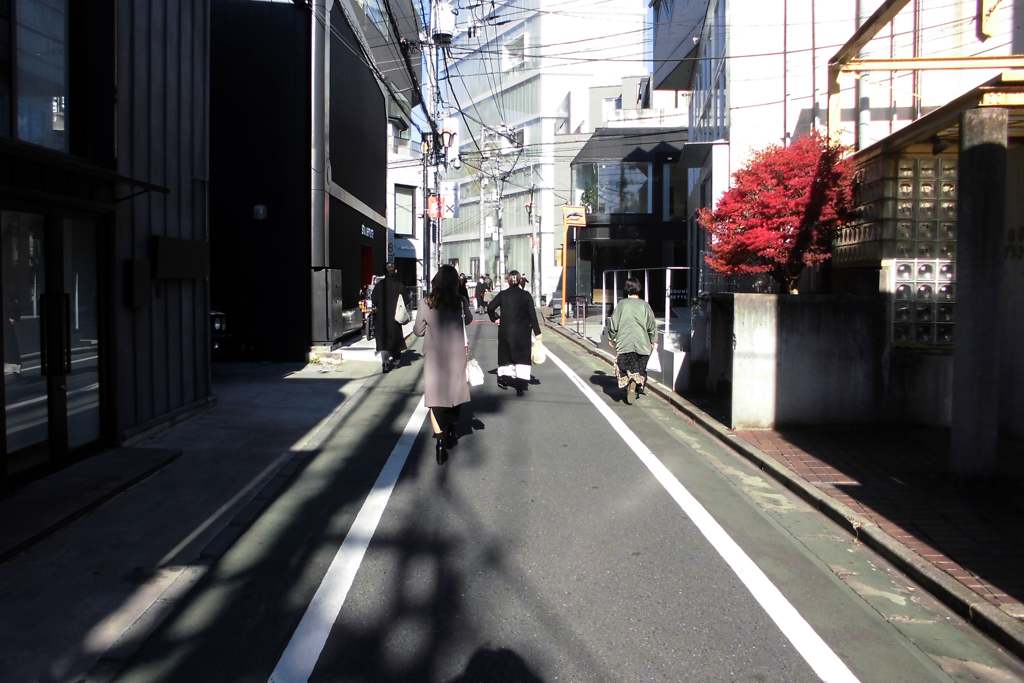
left=394, top=293, right=411, bottom=324
left=464, top=319, right=484, bottom=386
left=466, top=358, right=485, bottom=386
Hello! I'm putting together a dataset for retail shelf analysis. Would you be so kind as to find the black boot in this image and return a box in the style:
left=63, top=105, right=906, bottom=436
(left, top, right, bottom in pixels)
left=435, top=436, right=448, bottom=465
left=446, top=425, right=459, bottom=449
left=497, top=376, right=509, bottom=390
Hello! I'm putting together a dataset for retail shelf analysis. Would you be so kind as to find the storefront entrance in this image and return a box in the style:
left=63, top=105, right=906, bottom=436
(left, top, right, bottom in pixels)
left=2, top=209, right=106, bottom=484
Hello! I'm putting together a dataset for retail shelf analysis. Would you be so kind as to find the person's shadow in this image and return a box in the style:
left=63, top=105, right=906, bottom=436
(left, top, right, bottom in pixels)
left=396, top=350, right=424, bottom=368
left=590, top=370, right=623, bottom=402
left=446, top=647, right=546, bottom=683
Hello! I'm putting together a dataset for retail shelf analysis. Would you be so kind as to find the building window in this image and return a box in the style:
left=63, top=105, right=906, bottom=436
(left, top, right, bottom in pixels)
left=573, top=162, right=652, bottom=215
left=502, top=34, right=525, bottom=71
left=16, top=0, right=68, bottom=151
left=395, top=185, right=415, bottom=237
left=602, top=97, right=622, bottom=124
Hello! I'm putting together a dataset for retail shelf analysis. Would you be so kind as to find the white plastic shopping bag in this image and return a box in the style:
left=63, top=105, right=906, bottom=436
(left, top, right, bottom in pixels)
left=646, top=350, right=662, bottom=373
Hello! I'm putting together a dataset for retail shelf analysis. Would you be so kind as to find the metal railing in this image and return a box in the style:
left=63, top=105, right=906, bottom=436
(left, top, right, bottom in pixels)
left=572, top=297, right=588, bottom=339
left=601, top=267, right=690, bottom=351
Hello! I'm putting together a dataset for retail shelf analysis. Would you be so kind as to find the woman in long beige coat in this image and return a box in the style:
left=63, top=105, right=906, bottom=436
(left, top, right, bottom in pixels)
left=414, top=264, right=474, bottom=464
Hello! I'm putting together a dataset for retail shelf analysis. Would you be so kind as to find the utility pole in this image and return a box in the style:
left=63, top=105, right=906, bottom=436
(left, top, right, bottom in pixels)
left=479, top=175, right=488, bottom=279
left=527, top=184, right=539, bottom=306
left=422, top=31, right=435, bottom=291
left=537, top=208, right=543, bottom=305
left=497, top=201, right=505, bottom=288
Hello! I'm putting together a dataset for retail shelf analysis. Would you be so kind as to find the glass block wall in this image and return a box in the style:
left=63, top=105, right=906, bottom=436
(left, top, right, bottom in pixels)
left=840, top=156, right=958, bottom=347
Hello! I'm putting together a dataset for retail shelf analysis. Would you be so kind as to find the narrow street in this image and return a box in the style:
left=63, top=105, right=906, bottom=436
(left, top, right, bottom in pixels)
left=16, top=320, right=1005, bottom=683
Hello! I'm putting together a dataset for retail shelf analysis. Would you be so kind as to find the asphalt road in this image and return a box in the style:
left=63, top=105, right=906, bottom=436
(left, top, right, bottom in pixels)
left=109, top=319, right=1024, bottom=683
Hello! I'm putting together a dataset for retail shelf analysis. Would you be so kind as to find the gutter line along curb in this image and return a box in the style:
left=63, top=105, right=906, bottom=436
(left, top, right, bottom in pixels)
left=544, top=320, right=1024, bottom=660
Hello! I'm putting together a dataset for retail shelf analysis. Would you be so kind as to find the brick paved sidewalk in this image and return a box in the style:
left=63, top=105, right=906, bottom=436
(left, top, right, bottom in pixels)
left=737, top=427, right=1024, bottom=622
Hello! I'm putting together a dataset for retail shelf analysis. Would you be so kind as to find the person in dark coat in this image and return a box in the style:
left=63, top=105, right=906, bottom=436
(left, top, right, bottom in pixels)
left=474, top=276, right=487, bottom=314
left=487, top=270, right=541, bottom=396
left=414, top=264, right=474, bottom=465
left=371, top=263, right=411, bottom=373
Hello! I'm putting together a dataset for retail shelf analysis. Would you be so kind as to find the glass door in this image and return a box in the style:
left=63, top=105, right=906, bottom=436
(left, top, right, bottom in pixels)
left=1, top=211, right=104, bottom=481
left=2, top=211, right=49, bottom=473
left=63, top=219, right=100, bottom=450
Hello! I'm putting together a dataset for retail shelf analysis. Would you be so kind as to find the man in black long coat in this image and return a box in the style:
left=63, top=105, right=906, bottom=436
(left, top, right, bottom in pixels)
left=371, top=263, right=411, bottom=372
left=487, top=271, right=541, bottom=396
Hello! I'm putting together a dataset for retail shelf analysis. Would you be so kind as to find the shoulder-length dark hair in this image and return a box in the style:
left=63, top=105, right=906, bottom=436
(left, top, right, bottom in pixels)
left=426, top=264, right=463, bottom=311
left=624, top=277, right=642, bottom=296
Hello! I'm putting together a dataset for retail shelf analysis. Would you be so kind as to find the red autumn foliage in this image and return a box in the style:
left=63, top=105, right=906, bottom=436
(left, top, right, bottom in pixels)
left=697, top=132, right=855, bottom=293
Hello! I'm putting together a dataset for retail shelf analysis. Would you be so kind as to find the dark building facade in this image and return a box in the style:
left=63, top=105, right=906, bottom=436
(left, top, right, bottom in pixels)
left=569, top=128, right=689, bottom=314
left=209, top=0, right=419, bottom=362
left=0, top=0, right=214, bottom=489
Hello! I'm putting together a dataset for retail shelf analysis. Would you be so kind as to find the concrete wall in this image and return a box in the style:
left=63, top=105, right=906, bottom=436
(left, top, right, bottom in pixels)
left=999, top=144, right=1024, bottom=440
left=709, top=293, right=887, bottom=429
left=884, top=350, right=954, bottom=428
left=115, top=0, right=213, bottom=437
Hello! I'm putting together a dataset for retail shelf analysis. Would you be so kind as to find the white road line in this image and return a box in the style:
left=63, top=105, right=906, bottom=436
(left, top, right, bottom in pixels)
left=268, top=396, right=430, bottom=683
left=547, top=350, right=861, bottom=683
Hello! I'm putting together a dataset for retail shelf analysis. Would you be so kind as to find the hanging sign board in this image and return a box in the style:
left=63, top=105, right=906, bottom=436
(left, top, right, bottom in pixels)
left=562, top=205, right=587, bottom=227
left=428, top=195, right=445, bottom=219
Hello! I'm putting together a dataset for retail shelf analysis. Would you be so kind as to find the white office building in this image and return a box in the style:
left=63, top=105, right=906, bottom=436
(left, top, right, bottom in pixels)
left=436, top=0, right=656, bottom=298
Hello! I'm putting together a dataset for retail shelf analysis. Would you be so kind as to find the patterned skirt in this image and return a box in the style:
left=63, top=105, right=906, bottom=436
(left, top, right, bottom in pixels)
left=615, top=352, right=649, bottom=389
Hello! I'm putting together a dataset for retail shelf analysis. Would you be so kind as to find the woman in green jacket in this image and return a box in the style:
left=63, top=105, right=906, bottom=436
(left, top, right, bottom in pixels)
left=607, top=277, right=657, bottom=404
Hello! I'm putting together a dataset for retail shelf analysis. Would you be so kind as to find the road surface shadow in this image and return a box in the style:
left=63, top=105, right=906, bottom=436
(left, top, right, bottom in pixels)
left=446, top=647, right=546, bottom=683
left=588, top=370, right=626, bottom=404
left=394, top=349, right=423, bottom=368
left=765, top=427, right=1024, bottom=612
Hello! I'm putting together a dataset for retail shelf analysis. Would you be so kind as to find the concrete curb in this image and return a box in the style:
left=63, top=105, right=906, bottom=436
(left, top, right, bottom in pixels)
left=544, top=320, right=1024, bottom=660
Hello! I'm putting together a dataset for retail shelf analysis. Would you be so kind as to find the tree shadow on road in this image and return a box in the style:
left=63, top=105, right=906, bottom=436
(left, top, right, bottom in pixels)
left=446, top=647, right=546, bottom=683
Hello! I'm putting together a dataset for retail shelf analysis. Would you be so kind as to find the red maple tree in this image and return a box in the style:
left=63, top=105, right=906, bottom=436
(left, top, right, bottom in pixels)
left=697, top=132, right=855, bottom=293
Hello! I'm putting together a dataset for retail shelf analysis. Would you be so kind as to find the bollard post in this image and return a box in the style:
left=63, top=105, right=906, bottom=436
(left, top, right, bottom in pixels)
left=601, top=271, right=607, bottom=332
left=665, top=268, right=671, bottom=352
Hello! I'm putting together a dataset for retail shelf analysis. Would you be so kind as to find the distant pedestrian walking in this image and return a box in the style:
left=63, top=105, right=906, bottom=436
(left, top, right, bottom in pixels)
left=414, top=264, right=475, bottom=465
left=607, top=277, right=657, bottom=404
left=371, top=263, right=410, bottom=373
left=487, top=270, right=541, bottom=397
left=474, top=276, right=487, bottom=314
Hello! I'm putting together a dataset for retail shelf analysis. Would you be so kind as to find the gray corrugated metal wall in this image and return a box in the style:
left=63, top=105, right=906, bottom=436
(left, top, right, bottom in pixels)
left=114, top=0, right=212, bottom=438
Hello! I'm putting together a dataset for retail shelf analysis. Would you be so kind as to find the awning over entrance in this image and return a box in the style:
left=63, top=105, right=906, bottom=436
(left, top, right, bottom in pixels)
left=571, top=132, right=725, bottom=171
left=392, top=237, right=417, bottom=259
left=572, top=127, right=688, bottom=165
